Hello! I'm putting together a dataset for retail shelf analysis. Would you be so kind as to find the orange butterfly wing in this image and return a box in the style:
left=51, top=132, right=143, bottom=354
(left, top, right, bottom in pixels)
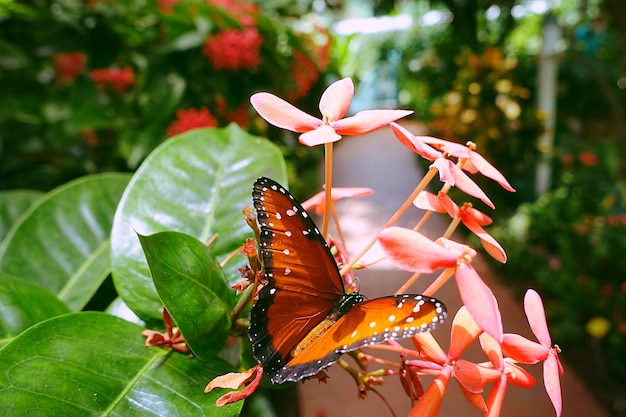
left=250, top=177, right=346, bottom=376
left=272, top=294, right=446, bottom=383
left=249, top=177, right=447, bottom=384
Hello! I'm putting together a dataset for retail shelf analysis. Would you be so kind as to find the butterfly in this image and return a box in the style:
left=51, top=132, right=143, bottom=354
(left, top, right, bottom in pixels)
left=249, top=177, right=447, bottom=384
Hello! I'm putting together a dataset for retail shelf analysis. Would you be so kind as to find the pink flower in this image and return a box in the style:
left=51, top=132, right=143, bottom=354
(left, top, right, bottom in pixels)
left=53, top=52, right=86, bottom=83
left=479, top=333, right=535, bottom=416
left=90, top=67, right=135, bottom=93
left=390, top=123, right=495, bottom=208
left=414, top=191, right=506, bottom=262
left=501, top=289, right=564, bottom=416
left=166, top=107, right=218, bottom=137
left=408, top=306, right=492, bottom=417
left=378, top=227, right=503, bottom=341
left=250, top=77, right=413, bottom=146
left=203, top=27, right=263, bottom=71
left=417, top=135, right=515, bottom=192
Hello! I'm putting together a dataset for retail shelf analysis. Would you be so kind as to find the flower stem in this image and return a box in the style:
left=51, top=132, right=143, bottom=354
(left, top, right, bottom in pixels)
left=340, top=166, right=438, bottom=275
left=322, top=142, right=334, bottom=238
left=422, top=267, right=455, bottom=297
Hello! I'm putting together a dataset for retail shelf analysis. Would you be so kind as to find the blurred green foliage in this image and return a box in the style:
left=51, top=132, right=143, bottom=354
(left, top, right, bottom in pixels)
left=491, top=142, right=626, bottom=412
left=0, top=0, right=330, bottom=194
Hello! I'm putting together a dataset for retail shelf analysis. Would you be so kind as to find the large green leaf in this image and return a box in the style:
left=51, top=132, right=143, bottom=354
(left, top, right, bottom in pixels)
left=111, top=124, right=286, bottom=321
left=0, top=173, right=131, bottom=311
left=0, top=312, right=241, bottom=416
left=139, top=231, right=235, bottom=359
left=0, top=189, right=43, bottom=243
left=0, top=272, right=70, bottom=346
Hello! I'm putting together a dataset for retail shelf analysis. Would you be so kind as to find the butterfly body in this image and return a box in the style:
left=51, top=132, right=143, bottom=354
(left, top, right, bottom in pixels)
left=249, top=177, right=446, bottom=384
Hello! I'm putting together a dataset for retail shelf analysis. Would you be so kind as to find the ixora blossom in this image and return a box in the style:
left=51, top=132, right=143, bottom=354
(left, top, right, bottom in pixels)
left=377, top=226, right=503, bottom=341
left=501, top=289, right=564, bottom=416
left=407, top=306, right=491, bottom=417
left=52, top=51, right=86, bottom=83
left=202, top=27, right=263, bottom=71
left=251, top=77, right=413, bottom=146
left=166, top=107, right=218, bottom=137
left=90, top=67, right=135, bottom=93
left=414, top=190, right=507, bottom=263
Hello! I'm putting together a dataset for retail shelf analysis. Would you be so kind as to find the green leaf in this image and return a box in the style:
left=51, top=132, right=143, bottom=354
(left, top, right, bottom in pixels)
left=0, top=312, right=241, bottom=416
left=0, top=189, right=43, bottom=243
left=139, top=231, right=235, bottom=359
left=0, top=173, right=132, bottom=311
left=111, top=124, right=286, bottom=321
left=0, top=272, right=70, bottom=346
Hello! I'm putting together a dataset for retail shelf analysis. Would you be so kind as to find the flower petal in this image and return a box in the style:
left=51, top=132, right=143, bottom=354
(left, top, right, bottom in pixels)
left=412, top=331, right=448, bottom=364
left=390, top=123, right=442, bottom=161
left=448, top=163, right=495, bottom=209
left=544, top=353, right=563, bottom=417
left=485, top=377, right=507, bottom=417
left=251, top=92, right=321, bottom=132
left=479, top=332, right=504, bottom=370
left=378, top=227, right=457, bottom=273
left=431, top=158, right=455, bottom=185
left=436, top=192, right=460, bottom=218
left=468, top=151, right=516, bottom=192
left=302, top=187, right=374, bottom=215
left=461, top=211, right=507, bottom=263
left=454, top=359, right=491, bottom=394
left=408, top=368, right=451, bottom=417
left=205, top=366, right=260, bottom=391
left=437, top=238, right=478, bottom=260
left=501, top=333, right=548, bottom=364
left=319, top=77, right=354, bottom=120
left=504, top=361, right=536, bottom=388
left=524, top=289, right=552, bottom=346
left=458, top=383, right=489, bottom=412
left=413, top=191, right=445, bottom=213
left=449, top=305, right=483, bottom=359
left=455, top=263, right=503, bottom=342
left=299, top=124, right=341, bottom=146
left=333, top=109, right=413, bottom=135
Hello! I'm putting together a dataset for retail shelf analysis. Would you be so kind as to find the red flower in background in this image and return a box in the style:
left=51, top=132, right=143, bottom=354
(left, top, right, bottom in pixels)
left=215, top=97, right=250, bottom=128
left=288, top=51, right=319, bottom=101
left=166, top=107, right=218, bottom=137
left=90, top=67, right=135, bottom=93
left=202, top=27, right=263, bottom=71
left=578, top=151, right=599, bottom=166
left=53, top=52, right=86, bottom=83
left=157, top=0, right=178, bottom=13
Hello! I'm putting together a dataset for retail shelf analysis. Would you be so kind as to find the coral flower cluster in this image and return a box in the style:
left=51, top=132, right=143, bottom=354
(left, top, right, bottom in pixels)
left=89, top=67, right=135, bottom=93
left=202, top=27, right=263, bottom=71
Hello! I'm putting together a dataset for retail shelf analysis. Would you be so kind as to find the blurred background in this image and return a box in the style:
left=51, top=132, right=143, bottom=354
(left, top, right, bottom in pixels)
left=1, top=0, right=625, bottom=415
